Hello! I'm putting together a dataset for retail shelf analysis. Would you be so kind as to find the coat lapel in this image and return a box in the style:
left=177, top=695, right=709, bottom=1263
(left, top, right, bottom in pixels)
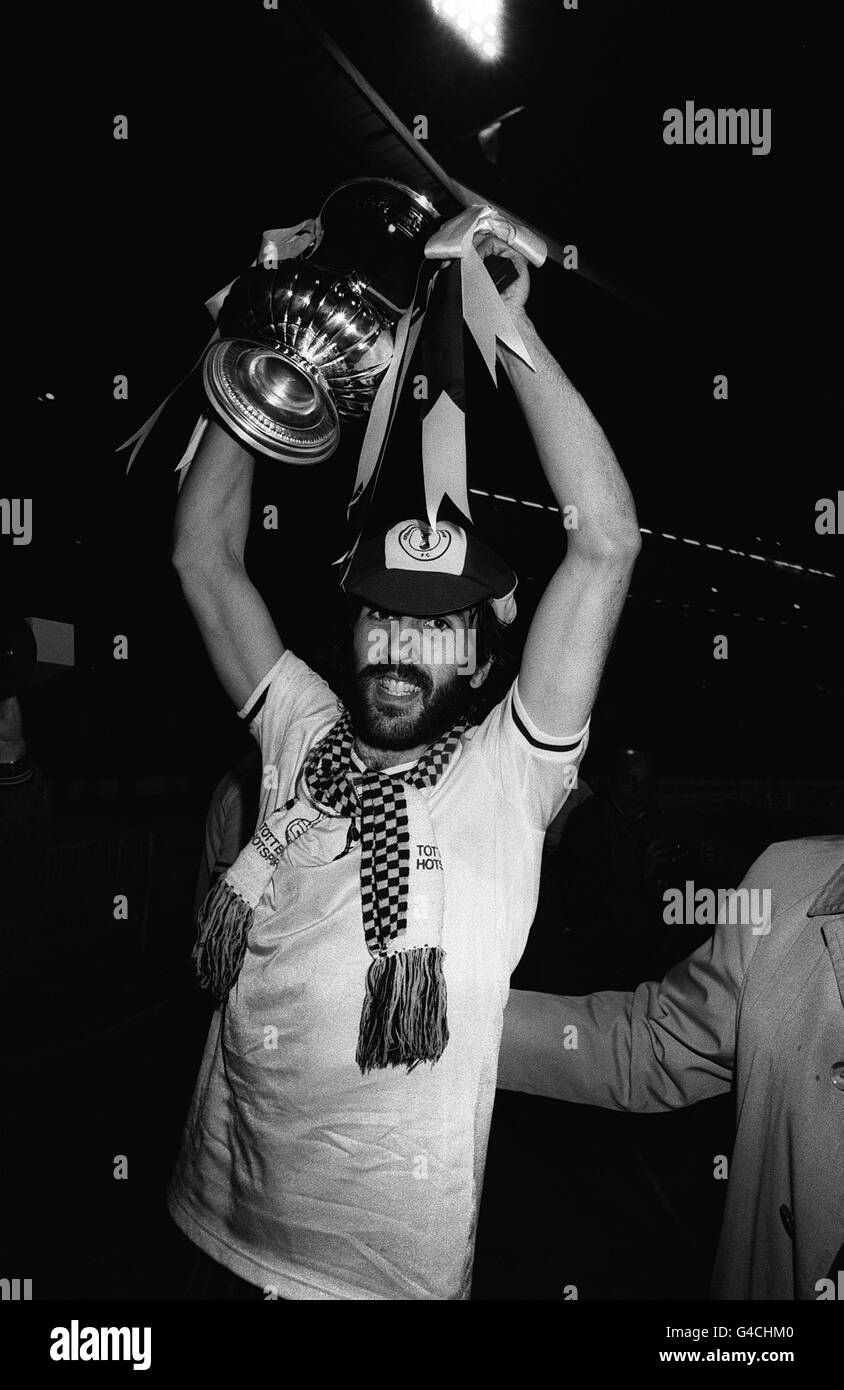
left=808, top=861, right=844, bottom=1008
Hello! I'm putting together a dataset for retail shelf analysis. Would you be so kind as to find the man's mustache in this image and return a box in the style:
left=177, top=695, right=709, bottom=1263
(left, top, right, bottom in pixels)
left=358, top=664, right=432, bottom=697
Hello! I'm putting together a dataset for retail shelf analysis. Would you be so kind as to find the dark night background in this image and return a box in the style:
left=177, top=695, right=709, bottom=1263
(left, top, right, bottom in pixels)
left=2, top=0, right=841, bottom=1306
left=11, top=0, right=841, bottom=785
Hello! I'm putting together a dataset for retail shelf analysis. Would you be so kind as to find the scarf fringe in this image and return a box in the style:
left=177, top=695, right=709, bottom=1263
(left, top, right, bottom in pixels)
left=193, top=876, right=254, bottom=1002
left=356, top=946, right=449, bottom=1074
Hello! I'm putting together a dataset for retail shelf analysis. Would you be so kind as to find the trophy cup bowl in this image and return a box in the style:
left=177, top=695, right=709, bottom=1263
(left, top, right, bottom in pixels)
left=202, top=263, right=395, bottom=464
left=201, top=179, right=442, bottom=464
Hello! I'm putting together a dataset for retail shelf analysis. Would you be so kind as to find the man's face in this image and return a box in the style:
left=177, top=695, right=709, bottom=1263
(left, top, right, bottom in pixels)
left=348, top=604, right=486, bottom=751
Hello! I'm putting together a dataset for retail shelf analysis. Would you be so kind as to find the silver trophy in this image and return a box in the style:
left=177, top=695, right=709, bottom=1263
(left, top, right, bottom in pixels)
left=202, top=179, right=440, bottom=464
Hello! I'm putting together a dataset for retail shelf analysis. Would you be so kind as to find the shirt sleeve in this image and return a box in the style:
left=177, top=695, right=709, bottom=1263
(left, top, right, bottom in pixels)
left=464, top=676, right=591, bottom=833
left=237, top=649, right=344, bottom=810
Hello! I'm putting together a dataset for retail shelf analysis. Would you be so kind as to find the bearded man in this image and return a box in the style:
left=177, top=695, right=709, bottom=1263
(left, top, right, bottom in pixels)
left=166, top=234, right=641, bottom=1300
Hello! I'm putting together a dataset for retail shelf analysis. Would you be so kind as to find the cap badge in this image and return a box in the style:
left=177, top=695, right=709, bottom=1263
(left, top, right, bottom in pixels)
left=398, top=523, right=453, bottom=562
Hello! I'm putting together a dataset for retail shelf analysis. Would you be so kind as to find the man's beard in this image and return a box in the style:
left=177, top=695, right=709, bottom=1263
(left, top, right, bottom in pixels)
left=346, top=663, right=473, bottom=751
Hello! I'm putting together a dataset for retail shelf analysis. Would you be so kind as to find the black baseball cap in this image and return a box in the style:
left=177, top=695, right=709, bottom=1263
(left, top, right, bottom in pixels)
left=342, top=519, right=517, bottom=624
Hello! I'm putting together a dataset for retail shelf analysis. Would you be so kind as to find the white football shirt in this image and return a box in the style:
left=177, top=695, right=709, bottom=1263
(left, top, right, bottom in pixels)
left=168, top=650, right=588, bottom=1300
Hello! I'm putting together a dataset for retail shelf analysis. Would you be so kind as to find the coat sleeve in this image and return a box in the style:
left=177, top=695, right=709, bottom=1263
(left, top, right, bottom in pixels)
left=498, top=848, right=777, bottom=1111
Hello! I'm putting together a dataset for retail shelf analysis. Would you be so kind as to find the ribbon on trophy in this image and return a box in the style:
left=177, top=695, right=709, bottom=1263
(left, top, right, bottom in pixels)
left=341, top=205, right=546, bottom=564
left=116, top=219, right=318, bottom=477
left=118, top=191, right=547, bottom=548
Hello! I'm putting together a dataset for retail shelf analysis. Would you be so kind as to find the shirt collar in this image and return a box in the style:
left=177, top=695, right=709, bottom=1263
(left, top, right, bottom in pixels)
left=350, top=747, right=418, bottom=777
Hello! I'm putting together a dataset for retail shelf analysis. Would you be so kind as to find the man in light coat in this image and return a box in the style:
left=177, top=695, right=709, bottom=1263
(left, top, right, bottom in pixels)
left=498, top=836, right=844, bottom=1299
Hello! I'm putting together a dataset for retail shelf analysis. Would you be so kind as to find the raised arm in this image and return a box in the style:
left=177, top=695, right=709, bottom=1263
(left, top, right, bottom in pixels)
left=481, top=238, right=641, bottom=737
left=171, top=419, right=285, bottom=709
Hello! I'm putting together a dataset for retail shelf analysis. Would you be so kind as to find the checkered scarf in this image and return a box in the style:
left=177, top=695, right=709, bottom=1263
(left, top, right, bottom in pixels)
left=194, top=710, right=468, bottom=1073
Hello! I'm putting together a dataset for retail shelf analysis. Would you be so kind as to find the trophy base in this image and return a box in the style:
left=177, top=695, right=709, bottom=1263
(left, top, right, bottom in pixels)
left=202, top=339, right=340, bottom=464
